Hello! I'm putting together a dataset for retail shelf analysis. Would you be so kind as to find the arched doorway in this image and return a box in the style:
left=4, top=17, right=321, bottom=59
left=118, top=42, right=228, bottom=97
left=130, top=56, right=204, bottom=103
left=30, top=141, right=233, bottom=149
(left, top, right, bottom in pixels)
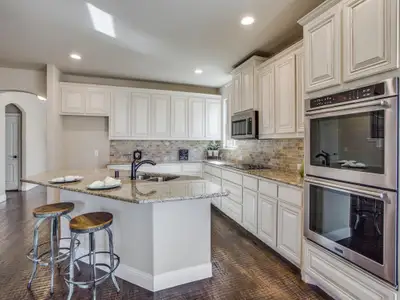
left=5, top=104, right=22, bottom=191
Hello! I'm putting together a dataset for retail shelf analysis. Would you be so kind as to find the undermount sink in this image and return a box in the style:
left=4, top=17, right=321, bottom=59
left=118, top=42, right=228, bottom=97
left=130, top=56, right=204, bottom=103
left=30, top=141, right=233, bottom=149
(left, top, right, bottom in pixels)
left=136, top=174, right=151, bottom=180
left=145, top=175, right=179, bottom=182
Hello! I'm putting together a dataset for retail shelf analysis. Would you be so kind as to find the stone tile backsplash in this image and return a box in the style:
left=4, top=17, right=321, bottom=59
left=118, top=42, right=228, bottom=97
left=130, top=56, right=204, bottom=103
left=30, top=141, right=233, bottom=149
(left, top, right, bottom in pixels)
left=110, top=139, right=304, bottom=173
left=220, top=139, right=304, bottom=172
left=110, top=140, right=209, bottom=163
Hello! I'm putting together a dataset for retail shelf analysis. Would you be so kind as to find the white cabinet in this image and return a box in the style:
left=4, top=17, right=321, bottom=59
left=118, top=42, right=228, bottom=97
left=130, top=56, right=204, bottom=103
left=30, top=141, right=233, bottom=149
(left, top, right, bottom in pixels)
left=61, top=87, right=86, bottom=114
left=189, top=97, right=205, bottom=139
left=211, top=176, right=222, bottom=208
left=257, top=194, right=277, bottom=248
left=221, top=82, right=233, bottom=140
left=258, top=64, right=275, bottom=136
left=232, top=73, right=242, bottom=114
left=303, top=3, right=342, bottom=91
left=241, top=66, right=254, bottom=111
left=277, top=200, right=301, bottom=266
left=295, top=50, right=305, bottom=133
left=151, top=94, right=170, bottom=138
left=61, top=85, right=110, bottom=115
left=171, top=96, right=188, bottom=138
left=205, top=99, right=221, bottom=139
left=85, top=88, right=110, bottom=115
left=110, top=91, right=131, bottom=138
left=274, top=54, right=296, bottom=134
left=131, top=93, right=151, bottom=138
left=242, top=188, right=258, bottom=234
left=343, top=0, right=399, bottom=82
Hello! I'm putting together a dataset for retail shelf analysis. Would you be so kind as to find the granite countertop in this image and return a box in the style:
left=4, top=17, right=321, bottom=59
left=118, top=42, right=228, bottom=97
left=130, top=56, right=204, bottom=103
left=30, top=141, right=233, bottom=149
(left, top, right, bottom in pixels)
left=21, top=169, right=228, bottom=204
left=204, top=160, right=303, bottom=187
left=108, top=160, right=204, bottom=166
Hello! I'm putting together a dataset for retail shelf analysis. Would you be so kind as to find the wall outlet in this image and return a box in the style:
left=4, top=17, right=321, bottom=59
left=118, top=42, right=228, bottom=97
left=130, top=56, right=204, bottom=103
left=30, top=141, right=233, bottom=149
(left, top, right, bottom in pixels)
left=94, top=150, right=99, bottom=157
left=297, top=164, right=302, bottom=170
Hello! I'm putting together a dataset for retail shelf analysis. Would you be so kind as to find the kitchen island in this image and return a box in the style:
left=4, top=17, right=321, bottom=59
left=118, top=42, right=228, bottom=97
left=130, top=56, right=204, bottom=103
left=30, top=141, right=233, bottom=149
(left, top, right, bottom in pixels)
left=22, top=169, right=228, bottom=292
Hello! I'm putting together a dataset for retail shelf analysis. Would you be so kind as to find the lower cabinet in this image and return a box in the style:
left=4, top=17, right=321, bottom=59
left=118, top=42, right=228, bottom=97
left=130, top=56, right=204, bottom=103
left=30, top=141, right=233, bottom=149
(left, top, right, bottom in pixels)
left=221, top=197, right=242, bottom=224
left=211, top=176, right=222, bottom=208
left=277, top=200, right=301, bottom=266
left=242, top=188, right=258, bottom=234
left=303, top=241, right=397, bottom=300
left=257, top=194, right=277, bottom=248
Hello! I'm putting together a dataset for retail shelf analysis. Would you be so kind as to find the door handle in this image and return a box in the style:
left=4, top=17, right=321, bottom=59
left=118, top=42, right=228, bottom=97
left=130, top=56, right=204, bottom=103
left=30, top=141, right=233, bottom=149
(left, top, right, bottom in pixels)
left=9, top=155, right=17, bottom=159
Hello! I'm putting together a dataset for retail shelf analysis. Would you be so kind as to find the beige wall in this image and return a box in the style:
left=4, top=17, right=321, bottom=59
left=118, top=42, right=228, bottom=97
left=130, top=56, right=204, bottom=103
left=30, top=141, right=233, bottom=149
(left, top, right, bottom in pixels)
left=62, top=116, right=110, bottom=169
left=60, top=73, right=219, bottom=95
left=0, top=67, right=46, bottom=96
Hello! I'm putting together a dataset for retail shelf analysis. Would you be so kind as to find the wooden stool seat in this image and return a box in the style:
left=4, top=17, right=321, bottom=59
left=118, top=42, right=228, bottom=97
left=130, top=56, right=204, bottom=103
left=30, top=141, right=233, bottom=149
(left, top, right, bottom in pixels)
left=33, top=202, right=74, bottom=218
left=70, top=212, right=113, bottom=233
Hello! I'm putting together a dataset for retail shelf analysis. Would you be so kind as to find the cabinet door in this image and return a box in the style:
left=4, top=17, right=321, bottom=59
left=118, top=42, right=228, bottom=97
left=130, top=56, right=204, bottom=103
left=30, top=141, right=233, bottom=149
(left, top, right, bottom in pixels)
left=258, top=65, right=275, bottom=136
left=275, top=54, right=296, bottom=134
left=258, top=194, right=277, bottom=248
left=189, top=97, right=205, bottom=139
left=171, top=96, right=188, bottom=138
left=222, top=83, right=233, bottom=140
left=303, top=3, right=341, bottom=91
left=243, top=188, right=258, bottom=234
left=232, top=72, right=242, bottom=113
left=343, top=0, right=399, bottom=82
left=205, top=99, right=221, bottom=139
left=211, top=176, right=222, bottom=208
left=131, top=92, right=151, bottom=138
left=241, top=66, right=254, bottom=111
left=151, top=94, right=171, bottom=138
left=86, top=88, right=110, bottom=115
left=110, top=91, right=131, bottom=138
left=277, top=200, right=301, bottom=266
left=61, top=87, right=86, bottom=114
left=296, top=50, right=305, bottom=133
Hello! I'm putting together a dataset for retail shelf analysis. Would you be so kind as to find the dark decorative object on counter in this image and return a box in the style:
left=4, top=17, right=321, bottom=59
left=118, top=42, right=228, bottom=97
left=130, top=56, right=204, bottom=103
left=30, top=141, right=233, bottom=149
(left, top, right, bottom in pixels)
left=179, top=149, right=189, bottom=161
left=133, top=150, right=142, bottom=161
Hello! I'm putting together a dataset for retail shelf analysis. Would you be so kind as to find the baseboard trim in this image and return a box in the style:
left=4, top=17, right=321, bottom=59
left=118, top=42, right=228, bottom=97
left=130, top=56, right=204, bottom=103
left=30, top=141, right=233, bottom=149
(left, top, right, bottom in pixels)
left=0, top=194, right=6, bottom=203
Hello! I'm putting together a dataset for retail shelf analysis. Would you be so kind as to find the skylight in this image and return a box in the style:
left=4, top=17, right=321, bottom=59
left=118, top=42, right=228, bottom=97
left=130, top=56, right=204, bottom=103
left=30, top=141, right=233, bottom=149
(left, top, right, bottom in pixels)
left=86, top=2, right=116, bottom=38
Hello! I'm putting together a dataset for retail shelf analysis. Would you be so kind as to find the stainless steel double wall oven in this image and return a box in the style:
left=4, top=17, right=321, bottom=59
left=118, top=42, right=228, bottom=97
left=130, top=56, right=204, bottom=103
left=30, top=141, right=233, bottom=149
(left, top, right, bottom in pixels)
left=304, top=78, right=399, bottom=286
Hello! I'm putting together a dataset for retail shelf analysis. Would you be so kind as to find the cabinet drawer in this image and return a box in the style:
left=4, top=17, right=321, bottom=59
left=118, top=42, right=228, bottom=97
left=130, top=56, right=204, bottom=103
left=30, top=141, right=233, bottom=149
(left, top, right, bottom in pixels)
left=222, top=170, right=242, bottom=185
left=222, top=180, right=243, bottom=204
left=304, top=241, right=397, bottom=300
left=221, top=197, right=242, bottom=224
left=278, top=185, right=302, bottom=207
left=182, top=163, right=202, bottom=174
left=204, top=164, right=213, bottom=175
left=243, top=176, right=258, bottom=191
left=259, top=180, right=278, bottom=198
left=212, top=167, right=222, bottom=178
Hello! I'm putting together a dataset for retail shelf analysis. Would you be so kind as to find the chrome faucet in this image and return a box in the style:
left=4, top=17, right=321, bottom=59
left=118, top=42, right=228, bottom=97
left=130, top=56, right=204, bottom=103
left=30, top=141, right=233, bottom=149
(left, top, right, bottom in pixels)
left=131, top=159, right=157, bottom=180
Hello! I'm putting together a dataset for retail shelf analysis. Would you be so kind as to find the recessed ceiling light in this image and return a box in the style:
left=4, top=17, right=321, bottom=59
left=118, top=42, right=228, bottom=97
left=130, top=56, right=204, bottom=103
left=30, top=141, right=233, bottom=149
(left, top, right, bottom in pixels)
left=70, top=53, right=82, bottom=60
left=241, top=16, right=255, bottom=26
left=194, top=69, right=203, bottom=74
left=37, top=95, right=47, bottom=101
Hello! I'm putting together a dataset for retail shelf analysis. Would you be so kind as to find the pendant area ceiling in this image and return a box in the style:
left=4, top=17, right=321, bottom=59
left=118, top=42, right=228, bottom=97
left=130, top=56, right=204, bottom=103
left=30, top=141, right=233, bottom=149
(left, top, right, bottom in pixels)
left=0, top=0, right=323, bottom=87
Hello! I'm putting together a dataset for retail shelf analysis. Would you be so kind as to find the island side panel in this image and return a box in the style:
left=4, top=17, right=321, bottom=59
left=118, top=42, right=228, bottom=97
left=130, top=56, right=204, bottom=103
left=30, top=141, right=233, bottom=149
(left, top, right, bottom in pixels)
left=152, top=198, right=212, bottom=291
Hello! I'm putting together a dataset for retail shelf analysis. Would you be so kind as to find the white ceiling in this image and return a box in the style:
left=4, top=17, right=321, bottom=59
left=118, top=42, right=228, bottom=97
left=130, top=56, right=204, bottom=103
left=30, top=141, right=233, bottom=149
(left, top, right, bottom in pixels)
left=0, top=0, right=322, bottom=87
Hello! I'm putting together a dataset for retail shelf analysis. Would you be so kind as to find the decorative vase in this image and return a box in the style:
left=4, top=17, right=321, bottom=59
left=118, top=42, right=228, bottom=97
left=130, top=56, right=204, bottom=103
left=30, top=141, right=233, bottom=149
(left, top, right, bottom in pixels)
left=213, top=150, right=219, bottom=158
left=207, top=150, right=213, bottom=157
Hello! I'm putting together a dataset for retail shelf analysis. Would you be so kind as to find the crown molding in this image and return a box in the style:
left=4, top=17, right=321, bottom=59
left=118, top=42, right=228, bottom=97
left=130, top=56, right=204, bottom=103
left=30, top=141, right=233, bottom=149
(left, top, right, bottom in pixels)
left=298, top=0, right=342, bottom=26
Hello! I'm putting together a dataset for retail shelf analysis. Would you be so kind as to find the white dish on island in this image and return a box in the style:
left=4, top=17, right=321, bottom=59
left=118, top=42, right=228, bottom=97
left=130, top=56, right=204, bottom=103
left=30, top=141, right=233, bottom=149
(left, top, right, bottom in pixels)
left=87, top=176, right=122, bottom=190
left=49, top=175, right=83, bottom=183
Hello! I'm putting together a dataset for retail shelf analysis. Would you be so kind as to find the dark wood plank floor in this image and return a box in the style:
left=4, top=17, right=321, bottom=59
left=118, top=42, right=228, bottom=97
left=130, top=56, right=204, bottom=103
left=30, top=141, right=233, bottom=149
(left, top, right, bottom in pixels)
left=0, top=187, right=329, bottom=300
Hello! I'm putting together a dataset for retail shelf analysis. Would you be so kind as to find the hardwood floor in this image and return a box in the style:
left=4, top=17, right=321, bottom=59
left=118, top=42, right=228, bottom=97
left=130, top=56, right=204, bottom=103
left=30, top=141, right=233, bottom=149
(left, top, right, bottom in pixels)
left=0, top=187, right=329, bottom=300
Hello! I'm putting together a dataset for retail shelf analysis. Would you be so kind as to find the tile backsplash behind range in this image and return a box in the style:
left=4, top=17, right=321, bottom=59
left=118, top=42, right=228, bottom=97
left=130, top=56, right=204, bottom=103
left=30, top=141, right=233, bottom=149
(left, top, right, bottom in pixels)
left=220, top=139, right=304, bottom=172
left=110, top=140, right=209, bottom=163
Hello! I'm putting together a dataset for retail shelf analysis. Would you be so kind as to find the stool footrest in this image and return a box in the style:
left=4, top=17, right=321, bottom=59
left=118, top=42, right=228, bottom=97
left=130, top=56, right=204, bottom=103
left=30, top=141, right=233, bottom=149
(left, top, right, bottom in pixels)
left=64, top=251, right=120, bottom=289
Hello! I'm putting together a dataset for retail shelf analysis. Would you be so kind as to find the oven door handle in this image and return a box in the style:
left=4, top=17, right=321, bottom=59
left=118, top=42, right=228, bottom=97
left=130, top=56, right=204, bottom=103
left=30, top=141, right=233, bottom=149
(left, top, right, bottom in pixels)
left=305, top=177, right=390, bottom=203
left=305, top=99, right=390, bottom=116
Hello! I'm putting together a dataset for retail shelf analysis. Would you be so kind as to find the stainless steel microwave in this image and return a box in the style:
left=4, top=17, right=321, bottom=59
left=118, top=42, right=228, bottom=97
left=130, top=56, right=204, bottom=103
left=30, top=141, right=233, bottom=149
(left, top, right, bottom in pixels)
left=231, top=110, right=258, bottom=140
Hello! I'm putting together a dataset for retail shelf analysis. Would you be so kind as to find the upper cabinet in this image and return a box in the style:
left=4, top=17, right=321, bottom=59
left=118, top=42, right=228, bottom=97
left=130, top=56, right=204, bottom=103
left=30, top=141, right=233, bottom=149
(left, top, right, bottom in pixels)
left=151, top=94, right=171, bottom=138
left=131, top=92, right=151, bottom=138
left=60, top=83, right=110, bottom=116
left=205, top=99, right=221, bottom=139
left=231, top=56, right=266, bottom=114
left=188, top=97, right=206, bottom=139
left=257, top=41, right=304, bottom=139
left=110, top=90, right=131, bottom=138
left=302, top=3, right=342, bottom=92
left=299, top=0, right=399, bottom=91
left=342, top=0, right=399, bottom=81
left=171, top=96, right=189, bottom=138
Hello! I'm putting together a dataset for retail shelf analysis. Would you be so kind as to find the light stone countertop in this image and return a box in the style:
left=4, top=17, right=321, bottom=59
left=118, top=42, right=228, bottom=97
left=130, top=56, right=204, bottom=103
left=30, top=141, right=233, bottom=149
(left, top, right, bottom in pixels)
left=21, top=169, right=228, bottom=204
left=107, top=160, right=204, bottom=165
left=203, top=161, right=303, bottom=188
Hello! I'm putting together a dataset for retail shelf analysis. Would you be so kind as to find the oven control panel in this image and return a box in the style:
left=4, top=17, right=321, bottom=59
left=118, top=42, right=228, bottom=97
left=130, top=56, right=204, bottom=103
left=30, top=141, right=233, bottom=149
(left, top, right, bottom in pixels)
left=309, top=82, right=385, bottom=109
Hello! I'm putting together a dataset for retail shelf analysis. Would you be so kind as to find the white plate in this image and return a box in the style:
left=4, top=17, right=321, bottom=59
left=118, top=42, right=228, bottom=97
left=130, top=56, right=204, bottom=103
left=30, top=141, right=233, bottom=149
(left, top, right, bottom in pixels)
left=86, top=183, right=122, bottom=190
left=49, top=176, right=84, bottom=184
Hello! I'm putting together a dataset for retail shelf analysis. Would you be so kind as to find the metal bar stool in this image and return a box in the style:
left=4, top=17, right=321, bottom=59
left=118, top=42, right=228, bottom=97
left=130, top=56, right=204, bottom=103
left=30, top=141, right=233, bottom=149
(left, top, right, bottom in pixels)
left=66, top=212, right=120, bottom=300
left=27, top=202, right=80, bottom=295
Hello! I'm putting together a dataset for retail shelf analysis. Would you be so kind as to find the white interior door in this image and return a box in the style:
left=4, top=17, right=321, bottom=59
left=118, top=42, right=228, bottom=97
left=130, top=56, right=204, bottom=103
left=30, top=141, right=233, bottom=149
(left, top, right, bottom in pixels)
left=5, top=115, right=20, bottom=190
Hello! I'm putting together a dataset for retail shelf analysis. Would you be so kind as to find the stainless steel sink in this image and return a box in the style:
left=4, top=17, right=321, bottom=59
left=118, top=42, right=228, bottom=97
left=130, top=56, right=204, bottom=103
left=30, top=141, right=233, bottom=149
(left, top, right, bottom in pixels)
left=145, top=175, right=179, bottom=182
left=136, top=174, right=151, bottom=180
